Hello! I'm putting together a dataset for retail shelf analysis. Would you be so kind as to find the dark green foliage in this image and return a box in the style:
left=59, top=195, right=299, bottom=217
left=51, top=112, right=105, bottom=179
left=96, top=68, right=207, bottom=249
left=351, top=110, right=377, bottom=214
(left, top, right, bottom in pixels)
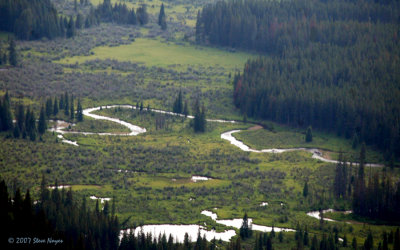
left=95, top=0, right=137, bottom=25
left=305, top=126, right=313, bottom=142
left=1, top=177, right=120, bottom=249
left=193, top=100, right=206, bottom=133
left=66, top=16, right=76, bottom=38
left=239, top=213, right=252, bottom=239
left=38, top=106, right=47, bottom=135
left=8, top=38, right=17, bottom=66
left=183, top=100, right=189, bottom=117
left=197, top=0, right=398, bottom=53
left=364, top=232, right=374, bottom=250
left=303, top=181, right=309, bottom=197
left=158, top=3, right=167, bottom=30
left=76, top=13, right=84, bottom=29
left=70, top=96, right=74, bottom=120
left=53, top=97, right=59, bottom=116
left=64, top=92, right=69, bottom=116
left=225, top=0, right=400, bottom=158
left=0, top=0, right=64, bottom=40
left=136, top=5, right=149, bottom=25
left=173, top=90, right=183, bottom=114
left=0, top=92, right=13, bottom=131
left=45, top=98, right=53, bottom=118
left=77, top=99, right=83, bottom=122
left=334, top=153, right=348, bottom=198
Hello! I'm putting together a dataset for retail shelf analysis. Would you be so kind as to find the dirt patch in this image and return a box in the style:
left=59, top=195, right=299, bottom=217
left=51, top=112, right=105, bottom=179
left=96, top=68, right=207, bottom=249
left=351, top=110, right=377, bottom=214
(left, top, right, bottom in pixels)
left=248, top=125, right=263, bottom=131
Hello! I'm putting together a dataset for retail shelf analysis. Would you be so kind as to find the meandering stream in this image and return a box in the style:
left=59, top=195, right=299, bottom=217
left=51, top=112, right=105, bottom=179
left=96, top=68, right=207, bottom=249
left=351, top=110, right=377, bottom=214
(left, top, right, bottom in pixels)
left=50, top=104, right=382, bottom=167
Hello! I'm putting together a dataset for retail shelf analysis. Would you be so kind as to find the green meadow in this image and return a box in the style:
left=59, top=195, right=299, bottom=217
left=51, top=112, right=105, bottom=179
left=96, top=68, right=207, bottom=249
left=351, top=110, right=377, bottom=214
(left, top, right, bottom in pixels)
left=57, top=38, right=253, bottom=70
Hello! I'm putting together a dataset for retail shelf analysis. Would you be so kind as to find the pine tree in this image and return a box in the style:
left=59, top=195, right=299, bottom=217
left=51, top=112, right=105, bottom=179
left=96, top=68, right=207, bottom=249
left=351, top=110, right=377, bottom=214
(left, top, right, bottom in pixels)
left=66, top=16, right=76, bottom=38
left=303, top=181, right=309, bottom=197
left=53, top=97, right=59, bottom=116
left=77, top=99, right=83, bottom=122
left=158, top=3, right=167, bottom=30
left=239, top=213, right=252, bottom=239
left=1, top=92, right=13, bottom=131
left=76, top=13, right=83, bottom=29
left=70, top=96, right=74, bottom=120
left=45, top=98, right=53, bottom=118
left=173, top=90, right=183, bottom=114
left=136, top=5, right=149, bottom=25
left=306, top=126, right=313, bottom=142
left=64, top=92, right=69, bottom=116
left=8, top=38, right=17, bottom=66
left=38, top=106, right=47, bottom=135
left=193, top=100, right=206, bottom=132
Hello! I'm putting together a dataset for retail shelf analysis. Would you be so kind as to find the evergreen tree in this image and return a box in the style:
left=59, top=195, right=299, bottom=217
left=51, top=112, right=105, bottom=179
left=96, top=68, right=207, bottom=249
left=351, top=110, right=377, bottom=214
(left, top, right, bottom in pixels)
left=77, top=99, right=83, bottom=122
left=239, top=212, right=252, bottom=239
left=158, top=3, right=167, bottom=30
left=352, top=237, right=358, bottom=250
left=193, top=100, right=206, bottom=133
left=8, top=37, right=17, bottom=66
left=38, top=106, right=47, bottom=135
left=66, top=16, right=76, bottom=38
left=45, top=98, right=53, bottom=118
left=136, top=5, right=149, bottom=25
left=64, top=92, right=69, bottom=116
left=53, top=97, right=59, bottom=116
left=306, top=126, right=313, bottom=142
left=173, top=90, right=183, bottom=114
left=70, top=96, right=74, bottom=120
left=303, top=181, right=309, bottom=197
left=76, top=13, right=84, bottom=29
left=1, top=92, right=13, bottom=131
left=183, top=100, right=189, bottom=117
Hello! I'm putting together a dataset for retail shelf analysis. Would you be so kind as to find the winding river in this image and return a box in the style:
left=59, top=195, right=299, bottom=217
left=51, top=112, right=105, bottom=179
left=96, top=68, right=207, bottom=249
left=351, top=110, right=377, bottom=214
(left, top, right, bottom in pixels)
left=50, top=104, right=383, bottom=167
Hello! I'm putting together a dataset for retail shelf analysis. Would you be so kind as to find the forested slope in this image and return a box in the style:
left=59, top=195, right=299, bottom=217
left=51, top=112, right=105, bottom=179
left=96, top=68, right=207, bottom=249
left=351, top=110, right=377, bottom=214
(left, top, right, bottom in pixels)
left=197, top=0, right=400, bottom=159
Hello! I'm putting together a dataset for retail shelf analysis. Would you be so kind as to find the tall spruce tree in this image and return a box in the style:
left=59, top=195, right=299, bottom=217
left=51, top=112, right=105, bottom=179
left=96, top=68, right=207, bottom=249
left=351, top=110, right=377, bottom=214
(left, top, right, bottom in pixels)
left=70, top=96, right=74, bottom=120
left=64, top=92, right=69, bottom=116
left=53, top=97, right=59, bottom=116
left=38, top=106, right=47, bottom=135
left=305, top=126, right=313, bottom=142
left=1, top=92, right=13, bottom=131
left=66, top=16, right=75, bottom=38
left=77, top=99, right=83, bottom=122
left=8, top=38, right=17, bottom=66
left=158, top=3, right=167, bottom=30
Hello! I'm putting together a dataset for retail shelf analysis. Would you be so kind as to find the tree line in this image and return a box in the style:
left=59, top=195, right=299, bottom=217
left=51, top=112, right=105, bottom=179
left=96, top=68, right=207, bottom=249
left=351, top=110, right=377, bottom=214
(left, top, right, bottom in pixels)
left=0, top=0, right=157, bottom=41
left=0, top=92, right=83, bottom=141
left=1, top=176, right=119, bottom=249
left=196, top=0, right=398, bottom=54
left=0, top=0, right=67, bottom=40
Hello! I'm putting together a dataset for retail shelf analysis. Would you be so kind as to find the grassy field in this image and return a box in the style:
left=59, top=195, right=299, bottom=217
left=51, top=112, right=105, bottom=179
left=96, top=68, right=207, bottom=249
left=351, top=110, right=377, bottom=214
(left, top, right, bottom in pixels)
left=69, top=116, right=131, bottom=133
left=57, top=38, right=253, bottom=70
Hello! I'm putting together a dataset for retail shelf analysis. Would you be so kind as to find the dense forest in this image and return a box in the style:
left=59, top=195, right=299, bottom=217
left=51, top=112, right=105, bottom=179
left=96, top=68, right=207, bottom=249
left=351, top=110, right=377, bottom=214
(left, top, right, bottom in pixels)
left=0, top=0, right=148, bottom=41
left=0, top=0, right=65, bottom=40
left=1, top=177, right=119, bottom=249
left=196, top=0, right=400, bottom=159
left=333, top=147, right=400, bottom=221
